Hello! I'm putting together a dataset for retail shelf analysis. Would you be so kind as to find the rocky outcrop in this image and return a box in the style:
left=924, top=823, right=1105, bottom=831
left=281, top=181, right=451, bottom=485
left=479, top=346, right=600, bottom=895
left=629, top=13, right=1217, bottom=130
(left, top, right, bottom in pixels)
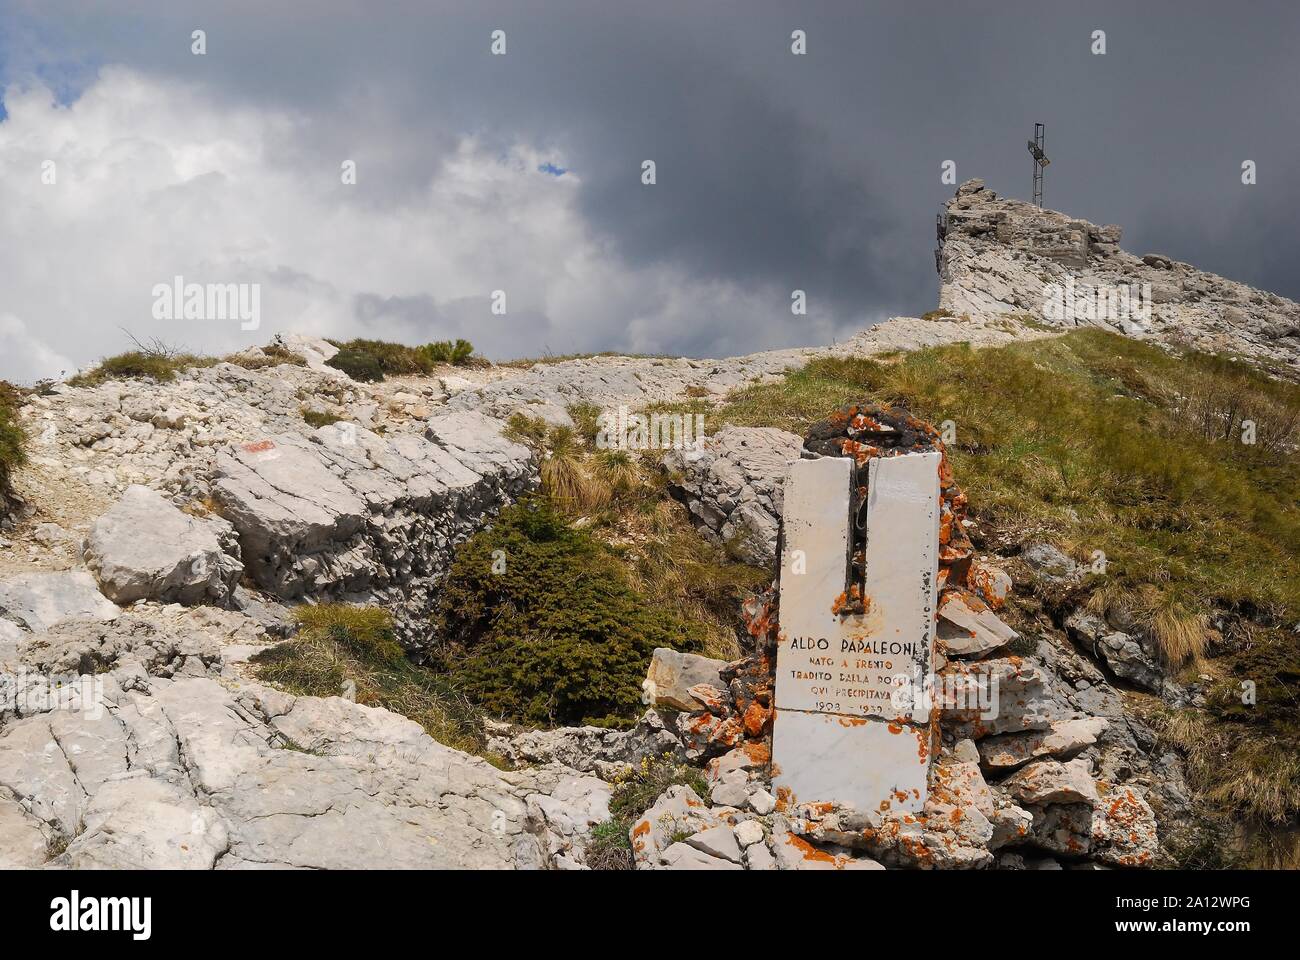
left=663, top=427, right=802, bottom=567
left=0, top=628, right=611, bottom=869
left=211, top=413, right=535, bottom=648
left=0, top=570, right=119, bottom=634
left=938, top=179, right=1300, bottom=372
left=484, top=710, right=689, bottom=779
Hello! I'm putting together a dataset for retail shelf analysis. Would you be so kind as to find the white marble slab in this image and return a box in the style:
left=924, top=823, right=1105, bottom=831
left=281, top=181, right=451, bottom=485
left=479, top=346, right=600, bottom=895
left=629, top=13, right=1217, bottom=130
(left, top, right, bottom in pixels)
left=772, top=451, right=941, bottom=814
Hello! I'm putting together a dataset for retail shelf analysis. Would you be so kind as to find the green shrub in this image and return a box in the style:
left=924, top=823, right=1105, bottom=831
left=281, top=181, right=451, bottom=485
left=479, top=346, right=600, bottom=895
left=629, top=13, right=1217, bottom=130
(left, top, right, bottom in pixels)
left=251, top=605, right=486, bottom=754
left=325, top=347, right=386, bottom=382
left=431, top=497, right=704, bottom=727
left=0, top=385, right=26, bottom=495
left=420, top=339, right=476, bottom=366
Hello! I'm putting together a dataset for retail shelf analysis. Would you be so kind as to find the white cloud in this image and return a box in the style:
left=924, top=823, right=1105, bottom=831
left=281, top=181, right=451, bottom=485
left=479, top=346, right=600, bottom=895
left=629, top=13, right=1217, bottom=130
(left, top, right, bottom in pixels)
left=0, top=66, right=840, bottom=384
left=0, top=314, right=75, bottom=382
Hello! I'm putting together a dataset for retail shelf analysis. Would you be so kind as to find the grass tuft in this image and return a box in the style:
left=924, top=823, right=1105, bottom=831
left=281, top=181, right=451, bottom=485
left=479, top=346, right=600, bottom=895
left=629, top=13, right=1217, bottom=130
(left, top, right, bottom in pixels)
left=68, top=345, right=216, bottom=387
left=251, top=604, right=486, bottom=755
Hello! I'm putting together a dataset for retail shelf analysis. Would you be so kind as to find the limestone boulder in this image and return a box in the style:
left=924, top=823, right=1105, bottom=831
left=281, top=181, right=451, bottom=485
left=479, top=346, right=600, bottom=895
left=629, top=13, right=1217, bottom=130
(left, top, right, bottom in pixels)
left=941, top=656, right=1074, bottom=737
left=643, top=648, right=728, bottom=713
left=84, top=485, right=243, bottom=605
left=1065, top=610, right=1167, bottom=693
left=662, top=426, right=803, bottom=567
left=937, top=589, right=1017, bottom=658
left=0, top=570, right=119, bottom=633
left=629, top=784, right=718, bottom=868
left=1003, top=758, right=1100, bottom=806
left=978, top=717, right=1109, bottom=771
left=210, top=413, right=535, bottom=647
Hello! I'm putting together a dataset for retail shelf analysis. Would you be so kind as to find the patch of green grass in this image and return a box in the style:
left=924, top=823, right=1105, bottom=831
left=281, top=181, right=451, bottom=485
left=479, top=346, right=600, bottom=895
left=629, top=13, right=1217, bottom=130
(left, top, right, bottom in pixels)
left=583, top=818, right=635, bottom=870
left=503, top=412, right=550, bottom=449
left=251, top=605, right=486, bottom=755
left=323, top=337, right=479, bottom=382
left=301, top=408, right=344, bottom=429
left=431, top=497, right=706, bottom=728
left=567, top=402, right=603, bottom=444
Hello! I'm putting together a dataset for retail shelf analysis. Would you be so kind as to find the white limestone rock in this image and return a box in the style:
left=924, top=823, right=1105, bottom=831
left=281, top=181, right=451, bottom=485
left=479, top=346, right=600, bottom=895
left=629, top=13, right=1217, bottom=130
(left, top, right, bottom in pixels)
left=937, top=590, right=1018, bottom=658
left=0, top=570, right=119, bottom=633
left=1, top=673, right=619, bottom=870
left=1003, top=758, right=1100, bottom=806
left=84, top=485, right=243, bottom=605
left=644, top=648, right=728, bottom=713
left=662, top=426, right=803, bottom=567
left=685, top=825, right=743, bottom=864
left=978, top=717, right=1109, bottom=771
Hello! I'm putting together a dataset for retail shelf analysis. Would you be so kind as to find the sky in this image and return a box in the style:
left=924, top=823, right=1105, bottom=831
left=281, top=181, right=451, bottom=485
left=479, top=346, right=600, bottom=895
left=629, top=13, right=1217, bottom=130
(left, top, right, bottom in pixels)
left=1, top=0, right=1297, bottom=382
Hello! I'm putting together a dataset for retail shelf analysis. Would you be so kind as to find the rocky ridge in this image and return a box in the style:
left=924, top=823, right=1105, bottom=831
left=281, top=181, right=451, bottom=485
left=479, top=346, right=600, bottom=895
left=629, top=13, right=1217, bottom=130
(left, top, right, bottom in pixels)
left=938, top=178, right=1300, bottom=373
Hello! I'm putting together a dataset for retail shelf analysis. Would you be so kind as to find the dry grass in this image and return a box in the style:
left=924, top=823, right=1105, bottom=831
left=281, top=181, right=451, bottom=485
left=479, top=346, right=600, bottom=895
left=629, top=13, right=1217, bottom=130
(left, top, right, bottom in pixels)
left=226, top=343, right=308, bottom=370
left=592, top=450, right=640, bottom=495
left=1087, top=582, right=1213, bottom=669
left=1151, top=607, right=1213, bottom=668
left=251, top=604, right=489, bottom=757
left=540, top=426, right=608, bottom=511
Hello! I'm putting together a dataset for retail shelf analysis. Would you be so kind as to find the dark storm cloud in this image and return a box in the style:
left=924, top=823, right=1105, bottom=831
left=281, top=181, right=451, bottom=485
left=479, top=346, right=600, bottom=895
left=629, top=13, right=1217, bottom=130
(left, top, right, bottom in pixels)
left=3, top=0, right=1299, bottom=360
